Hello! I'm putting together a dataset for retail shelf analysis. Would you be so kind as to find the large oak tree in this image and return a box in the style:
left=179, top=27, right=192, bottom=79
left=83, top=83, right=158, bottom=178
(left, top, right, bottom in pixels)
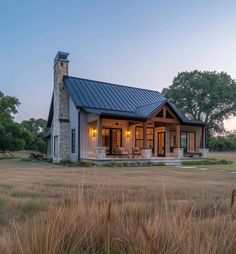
left=162, top=70, right=236, bottom=134
left=21, top=118, right=47, bottom=153
left=0, top=91, right=32, bottom=153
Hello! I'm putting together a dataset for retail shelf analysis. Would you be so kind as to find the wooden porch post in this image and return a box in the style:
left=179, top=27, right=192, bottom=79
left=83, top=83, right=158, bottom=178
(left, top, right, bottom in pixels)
left=143, top=121, right=148, bottom=148
left=97, top=116, right=102, bottom=147
left=201, top=126, right=206, bottom=149
left=176, top=124, right=180, bottom=148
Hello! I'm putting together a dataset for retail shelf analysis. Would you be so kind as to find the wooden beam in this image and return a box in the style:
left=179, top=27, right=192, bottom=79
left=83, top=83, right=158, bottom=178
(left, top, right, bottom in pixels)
left=129, top=121, right=142, bottom=126
left=163, top=107, right=166, bottom=118
left=151, top=117, right=178, bottom=124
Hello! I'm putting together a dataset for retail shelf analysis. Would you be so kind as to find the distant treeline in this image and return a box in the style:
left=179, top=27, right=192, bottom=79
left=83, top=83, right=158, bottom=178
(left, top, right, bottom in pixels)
left=208, top=132, right=236, bottom=151
left=0, top=90, right=47, bottom=154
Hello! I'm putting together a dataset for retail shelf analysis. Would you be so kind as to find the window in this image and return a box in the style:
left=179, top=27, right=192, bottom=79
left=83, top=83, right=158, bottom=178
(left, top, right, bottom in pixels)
left=135, top=127, right=154, bottom=150
left=180, top=132, right=187, bottom=152
left=54, top=136, right=58, bottom=157
left=147, top=128, right=154, bottom=151
left=135, top=127, right=144, bottom=148
left=71, top=129, right=75, bottom=153
left=170, top=130, right=176, bottom=152
left=180, top=131, right=196, bottom=152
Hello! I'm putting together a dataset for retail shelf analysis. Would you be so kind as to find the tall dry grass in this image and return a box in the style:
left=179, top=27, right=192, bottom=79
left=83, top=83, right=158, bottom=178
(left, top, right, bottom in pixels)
left=0, top=187, right=236, bottom=254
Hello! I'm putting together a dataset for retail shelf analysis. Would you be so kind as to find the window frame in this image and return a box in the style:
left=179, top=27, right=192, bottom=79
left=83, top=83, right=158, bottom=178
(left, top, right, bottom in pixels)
left=170, top=130, right=176, bottom=152
left=135, top=126, right=144, bottom=149
left=147, top=127, right=154, bottom=152
left=54, top=135, right=58, bottom=157
left=135, top=126, right=154, bottom=151
left=180, top=131, right=196, bottom=152
left=71, top=129, right=76, bottom=154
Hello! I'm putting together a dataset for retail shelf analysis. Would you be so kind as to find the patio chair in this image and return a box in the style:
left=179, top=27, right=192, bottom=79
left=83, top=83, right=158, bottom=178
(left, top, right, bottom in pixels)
left=114, top=147, right=129, bottom=158
left=132, top=147, right=142, bottom=158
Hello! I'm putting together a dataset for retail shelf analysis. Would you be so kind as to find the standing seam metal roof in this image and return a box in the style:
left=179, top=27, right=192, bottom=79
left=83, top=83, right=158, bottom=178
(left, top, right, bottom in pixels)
left=43, top=76, right=205, bottom=127
left=64, top=76, right=166, bottom=112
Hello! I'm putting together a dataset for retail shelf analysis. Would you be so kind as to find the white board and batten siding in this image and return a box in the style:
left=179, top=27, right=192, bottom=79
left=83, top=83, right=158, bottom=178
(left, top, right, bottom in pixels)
left=68, top=96, right=79, bottom=162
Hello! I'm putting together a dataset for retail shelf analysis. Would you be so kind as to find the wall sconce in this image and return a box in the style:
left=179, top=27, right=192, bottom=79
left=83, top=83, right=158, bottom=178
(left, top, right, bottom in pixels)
left=92, top=128, right=96, bottom=138
left=126, top=130, right=130, bottom=138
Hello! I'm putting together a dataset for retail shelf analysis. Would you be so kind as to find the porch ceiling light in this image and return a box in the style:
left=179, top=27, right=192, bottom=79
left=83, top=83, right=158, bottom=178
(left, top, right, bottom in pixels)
left=92, top=128, right=96, bottom=138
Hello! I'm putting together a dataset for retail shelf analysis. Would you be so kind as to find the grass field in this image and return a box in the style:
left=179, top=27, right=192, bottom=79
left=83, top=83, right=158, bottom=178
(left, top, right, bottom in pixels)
left=0, top=152, right=236, bottom=253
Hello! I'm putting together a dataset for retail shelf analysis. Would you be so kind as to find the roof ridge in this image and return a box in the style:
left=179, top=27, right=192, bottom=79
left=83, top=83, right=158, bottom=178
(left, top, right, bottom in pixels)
left=135, top=99, right=167, bottom=109
left=82, top=106, right=135, bottom=113
left=64, top=75, right=164, bottom=94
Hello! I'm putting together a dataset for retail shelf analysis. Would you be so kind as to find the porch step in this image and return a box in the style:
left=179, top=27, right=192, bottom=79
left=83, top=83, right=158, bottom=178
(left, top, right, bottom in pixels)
left=81, top=158, right=182, bottom=166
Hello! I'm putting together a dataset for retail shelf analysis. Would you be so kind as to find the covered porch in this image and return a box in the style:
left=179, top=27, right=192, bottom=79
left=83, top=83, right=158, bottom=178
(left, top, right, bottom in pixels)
left=80, top=104, right=208, bottom=161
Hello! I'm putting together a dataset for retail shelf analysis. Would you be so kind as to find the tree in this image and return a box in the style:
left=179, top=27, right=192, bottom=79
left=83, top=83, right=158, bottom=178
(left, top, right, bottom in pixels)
left=162, top=70, right=236, bottom=134
left=21, top=118, right=47, bottom=136
left=208, top=131, right=236, bottom=151
left=0, top=91, right=20, bottom=121
left=21, top=118, right=47, bottom=153
left=0, top=91, right=32, bottom=153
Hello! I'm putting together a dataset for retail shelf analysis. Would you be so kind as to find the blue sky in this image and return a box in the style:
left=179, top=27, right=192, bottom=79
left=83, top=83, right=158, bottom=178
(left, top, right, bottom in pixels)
left=1, top=0, right=236, bottom=129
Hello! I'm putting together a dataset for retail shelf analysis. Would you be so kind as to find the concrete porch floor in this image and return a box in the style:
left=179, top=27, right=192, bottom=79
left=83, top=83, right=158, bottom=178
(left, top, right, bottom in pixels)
left=81, top=156, right=204, bottom=166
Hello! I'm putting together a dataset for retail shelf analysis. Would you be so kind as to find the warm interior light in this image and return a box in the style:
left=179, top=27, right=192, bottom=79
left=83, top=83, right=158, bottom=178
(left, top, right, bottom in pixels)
left=92, top=128, right=96, bottom=138
left=126, top=130, right=130, bottom=138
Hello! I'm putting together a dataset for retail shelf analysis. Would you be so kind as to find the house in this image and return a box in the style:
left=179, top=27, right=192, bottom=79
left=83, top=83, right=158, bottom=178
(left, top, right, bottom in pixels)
left=45, top=52, right=208, bottom=163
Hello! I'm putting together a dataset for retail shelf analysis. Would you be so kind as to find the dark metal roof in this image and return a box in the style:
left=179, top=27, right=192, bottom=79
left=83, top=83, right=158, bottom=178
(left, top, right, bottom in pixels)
left=84, top=107, right=144, bottom=119
left=64, top=76, right=166, bottom=112
left=135, top=100, right=167, bottom=117
left=46, top=94, right=54, bottom=127
left=46, top=76, right=205, bottom=128
left=44, top=127, right=51, bottom=138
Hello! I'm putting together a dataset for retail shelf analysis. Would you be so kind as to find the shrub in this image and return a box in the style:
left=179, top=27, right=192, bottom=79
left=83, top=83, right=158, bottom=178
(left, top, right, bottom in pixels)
left=182, top=159, right=233, bottom=165
left=80, top=161, right=94, bottom=167
left=59, top=159, right=73, bottom=165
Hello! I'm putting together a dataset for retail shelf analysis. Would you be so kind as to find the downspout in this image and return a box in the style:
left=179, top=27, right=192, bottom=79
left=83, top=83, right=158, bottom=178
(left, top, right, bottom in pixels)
left=78, top=110, right=81, bottom=163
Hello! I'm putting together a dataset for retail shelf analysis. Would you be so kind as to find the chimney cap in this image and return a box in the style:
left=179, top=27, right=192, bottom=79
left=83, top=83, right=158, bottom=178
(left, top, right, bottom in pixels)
left=54, top=51, right=69, bottom=67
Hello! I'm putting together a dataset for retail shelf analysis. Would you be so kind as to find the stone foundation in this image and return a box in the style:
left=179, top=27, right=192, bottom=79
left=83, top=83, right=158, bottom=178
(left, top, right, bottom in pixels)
left=95, top=147, right=106, bottom=159
left=173, top=148, right=184, bottom=158
left=141, top=148, right=152, bottom=159
left=198, top=148, right=209, bottom=158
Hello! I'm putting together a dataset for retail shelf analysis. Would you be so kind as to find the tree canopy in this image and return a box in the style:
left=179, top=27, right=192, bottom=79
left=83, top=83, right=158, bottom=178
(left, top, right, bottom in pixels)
left=162, top=70, right=236, bottom=134
left=0, top=91, right=33, bottom=152
left=0, top=91, right=20, bottom=122
left=0, top=91, right=46, bottom=153
left=21, top=118, right=47, bottom=153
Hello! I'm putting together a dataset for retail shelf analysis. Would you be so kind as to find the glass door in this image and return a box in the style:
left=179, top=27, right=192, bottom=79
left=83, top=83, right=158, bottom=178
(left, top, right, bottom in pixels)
left=102, top=128, right=122, bottom=155
left=111, top=129, right=122, bottom=154
left=188, top=132, right=196, bottom=152
left=158, top=132, right=165, bottom=156
left=102, top=128, right=110, bottom=155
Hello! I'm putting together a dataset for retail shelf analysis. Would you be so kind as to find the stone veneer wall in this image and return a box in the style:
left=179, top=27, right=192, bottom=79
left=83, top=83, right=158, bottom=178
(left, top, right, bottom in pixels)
left=52, top=55, right=70, bottom=162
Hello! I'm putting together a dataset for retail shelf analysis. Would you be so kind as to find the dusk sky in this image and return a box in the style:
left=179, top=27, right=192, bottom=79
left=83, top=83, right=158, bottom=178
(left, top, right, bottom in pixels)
left=1, top=0, right=236, bottom=130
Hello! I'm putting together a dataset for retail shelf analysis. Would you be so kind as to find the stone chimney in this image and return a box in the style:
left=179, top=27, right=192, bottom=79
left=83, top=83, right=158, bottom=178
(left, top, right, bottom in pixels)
left=53, top=52, right=70, bottom=162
